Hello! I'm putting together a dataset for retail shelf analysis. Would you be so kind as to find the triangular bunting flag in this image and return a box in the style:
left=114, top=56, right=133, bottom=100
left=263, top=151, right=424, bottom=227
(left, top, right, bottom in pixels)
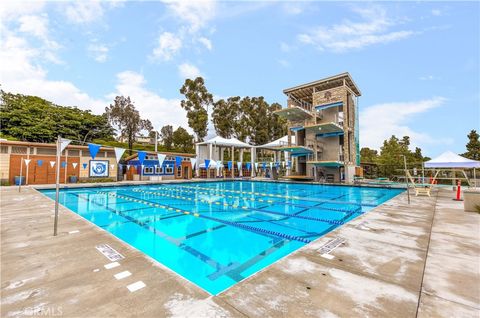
left=190, top=158, right=197, bottom=169
left=175, top=156, right=182, bottom=167
left=114, top=147, right=126, bottom=163
left=262, top=162, right=266, bottom=169
left=275, top=162, right=280, bottom=169
left=246, top=162, right=251, bottom=171
left=37, top=159, right=43, bottom=167
left=50, top=161, right=56, bottom=168
left=61, top=161, right=67, bottom=168
left=269, top=162, right=273, bottom=169
left=60, top=138, right=72, bottom=152
left=110, top=164, right=114, bottom=170
left=88, top=143, right=101, bottom=160
left=254, top=162, right=259, bottom=170
left=282, top=161, right=285, bottom=168
left=127, top=164, right=131, bottom=170
left=205, top=159, right=210, bottom=169
left=137, top=151, right=147, bottom=165
left=82, top=163, right=88, bottom=169
left=72, top=162, right=78, bottom=169
left=157, top=153, right=166, bottom=167
left=227, top=161, right=232, bottom=170
left=237, top=162, right=242, bottom=170
left=24, top=159, right=31, bottom=166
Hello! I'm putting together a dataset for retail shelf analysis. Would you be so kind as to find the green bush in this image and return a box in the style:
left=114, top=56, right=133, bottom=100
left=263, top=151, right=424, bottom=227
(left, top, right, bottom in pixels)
left=78, top=178, right=115, bottom=184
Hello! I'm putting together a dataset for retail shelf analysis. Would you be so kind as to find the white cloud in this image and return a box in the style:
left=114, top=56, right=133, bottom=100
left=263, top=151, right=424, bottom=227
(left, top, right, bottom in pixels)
left=431, top=9, right=442, bottom=16
left=282, top=2, right=306, bottom=15
left=88, top=42, right=109, bottom=62
left=64, top=1, right=105, bottom=24
left=178, top=63, right=202, bottom=79
left=360, top=97, right=453, bottom=151
left=161, top=0, right=217, bottom=33
left=152, top=31, right=183, bottom=61
left=297, top=6, right=415, bottom=52
left=110, top=71, right=188, bottom=131
left=419, top=75, right=441, bottom=81
left=277, top=59, right=290, bottom=68
left=198, top=37, right=212, bottom=50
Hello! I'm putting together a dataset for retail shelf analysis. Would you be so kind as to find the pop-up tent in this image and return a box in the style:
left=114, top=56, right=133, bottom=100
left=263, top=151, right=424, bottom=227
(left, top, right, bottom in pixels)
left=425, top=151, right=480, bottom=187
left=425, top=151, right=480, bottom=168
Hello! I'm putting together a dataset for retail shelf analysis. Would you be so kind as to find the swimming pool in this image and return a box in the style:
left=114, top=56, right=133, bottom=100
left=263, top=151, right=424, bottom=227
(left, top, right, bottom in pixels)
left=39, top=181, right=403, bottom=294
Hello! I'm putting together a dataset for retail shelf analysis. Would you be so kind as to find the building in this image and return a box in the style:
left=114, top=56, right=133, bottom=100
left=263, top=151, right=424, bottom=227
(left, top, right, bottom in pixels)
left=274, top=72, right=361, bottom=183
left=0, top=140, right=118, bottom=185
left=125, top=151, right=196, bottom=180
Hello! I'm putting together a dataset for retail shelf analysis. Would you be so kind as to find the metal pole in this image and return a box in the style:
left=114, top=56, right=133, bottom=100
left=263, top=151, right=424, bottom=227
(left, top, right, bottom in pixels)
left=474, top=168, right=477, bottom=188
left=422, top=162, right=425, bottom=185
left=155, top=130, right=158, bottom=153
left=403, top=155, right=410, bottom=204
left=53, top=135, right=61, bottom=236
left=18, top=157, right=23, bottom=192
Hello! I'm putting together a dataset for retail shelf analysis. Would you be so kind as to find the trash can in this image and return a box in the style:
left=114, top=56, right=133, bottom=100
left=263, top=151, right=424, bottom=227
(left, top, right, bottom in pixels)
left=14, top=176, right=25, bottom=185
left=69, top=176, right=78, bottom=183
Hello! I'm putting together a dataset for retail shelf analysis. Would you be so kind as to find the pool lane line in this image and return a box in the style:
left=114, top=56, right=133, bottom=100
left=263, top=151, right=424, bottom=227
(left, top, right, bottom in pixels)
left=150, top=184, right=377, bottom=207
left=76, top=192, right=248, bottom=281
left=135, top=188, right=357, bottom=215
left=98, top=191, right=312, bottom=244
left=131, top=189, right=346, bottom=226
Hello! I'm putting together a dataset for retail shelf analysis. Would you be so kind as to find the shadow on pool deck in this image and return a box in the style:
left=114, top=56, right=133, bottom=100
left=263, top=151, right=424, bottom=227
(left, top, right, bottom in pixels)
left=1, top=185, right=478, bottom=317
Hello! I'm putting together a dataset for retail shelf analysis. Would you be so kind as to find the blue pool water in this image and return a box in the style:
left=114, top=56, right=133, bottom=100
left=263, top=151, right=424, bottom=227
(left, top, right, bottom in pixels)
left=40, top=181, right=402, bottom=294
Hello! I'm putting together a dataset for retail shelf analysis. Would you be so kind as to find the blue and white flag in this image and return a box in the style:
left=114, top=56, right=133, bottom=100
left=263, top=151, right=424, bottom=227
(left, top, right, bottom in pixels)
left=60, top=138, right=71, bottom=152
left=205, top=159, right=211, bottom=169
left=24, top=159, right=31, bottom=166
left=114, top=147, right=126, bottom=163
left=50, top=161, right=56, bottom=168
left=72, top=162, right=78, bottom=169
left=61, top=161, right=67, bottom=168
left=175, top=156, right=182, bottom=167
left=88, top=143, right=101, bottom=159
left=157, top=153, right=166, bottom=167
left=190, top=158, right=197, bottom=169
left=254, top=162, right=258, bottom=170
left=82, top=163, right=88, bottom=169
left=237, top=162, right=242, bottom=171
left=269, top=162, right=273, bottom=169
left=262, top=162, right=266, bottom=170
left=137, top=151, right=147, bottom=165
left=246, top=162, right=251, bottom=170
left=227, top=161, right=232, bottom=170
left=37, top=159, right=43, bottom=167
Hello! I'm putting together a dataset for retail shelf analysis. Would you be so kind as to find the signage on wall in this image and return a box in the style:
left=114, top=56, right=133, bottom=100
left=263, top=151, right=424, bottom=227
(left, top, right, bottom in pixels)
left=89, top=160, right=109, bottom=177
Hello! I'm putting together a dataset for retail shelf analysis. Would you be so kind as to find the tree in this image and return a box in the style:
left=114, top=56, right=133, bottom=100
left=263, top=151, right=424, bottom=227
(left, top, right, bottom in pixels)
left=172, top=127, right=194, bottom=153
left=0, top=90, right=114, bottom=142
left=212, top=96, right=241, bottom=138
left=160, top=125, right=174, bottom=150
left=360, top=147, right=378, bottom=163
left=462, top=129, right=480, bottom=160
left=179, top=77, right=213, bottom=142
left=105, top=96, right=153, bottom=154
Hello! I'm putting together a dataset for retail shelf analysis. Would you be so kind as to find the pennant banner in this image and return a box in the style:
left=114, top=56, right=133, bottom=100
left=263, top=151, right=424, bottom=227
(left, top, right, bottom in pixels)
left=72, top=162, right=78, bottom=169
left=50, top=161, right=56, bottom=168
left=275, top=162, right=280, bottom=169
left=246, top=162, right=251, bottom=171
left=88, top=143, right=101, bottom=160
left=61, top=161, right=67, bottom=168
left=110, top=164, right=115, bottom=170
left=60, top=138, right=72, bottom=153
left=190, top=158, right=197, bottom=169
left=262, top=162, right=266, bottom=170
left=287, top=160, right=292, bottom=168
left=127, top=164, right=131, bottom=170
left=237, top=162, right=242, bottom=171
left=114, top=147, right=126, bottom=163
left=254, top=162, right=259, bottom=170
left=269, top=162, right=273, bottom=169
left=282, top=161, right=285, bottom=168
left=137, top=151, right=147, bottom=165
left=37, top=159, right=43, bottom=167
left=82, top=163, right=88, bottom=169
left=24, top=159, right=31, bottom=166
left=157, top=153, right=166, bottom=167
left=227, top=161, right=232, bottom=170
left=175, top=156, right=183, bottom=167
left=204, top=159, right=210, bottom=169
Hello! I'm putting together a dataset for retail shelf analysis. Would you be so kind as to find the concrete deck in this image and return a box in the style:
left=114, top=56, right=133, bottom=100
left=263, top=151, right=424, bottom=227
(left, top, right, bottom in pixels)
left=1, top=185, right=479, bottom=317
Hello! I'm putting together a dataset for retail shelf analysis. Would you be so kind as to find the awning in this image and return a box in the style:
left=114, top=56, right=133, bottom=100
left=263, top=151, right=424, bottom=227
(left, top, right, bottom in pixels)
left=196, top=136, right=251, bottom=148
left=256, top=135, right=297, bottom=150
left=308, top=161, right=344, bottom=167
left=425, top=151, right=480, bottom=168
left=277, top=145, right=313, bottom=155
left=315, top=101, right=343, bottom=111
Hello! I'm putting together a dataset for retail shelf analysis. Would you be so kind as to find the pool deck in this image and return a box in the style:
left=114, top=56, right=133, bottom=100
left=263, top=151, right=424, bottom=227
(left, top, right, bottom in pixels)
left=1, top=185, right=479, bottom=317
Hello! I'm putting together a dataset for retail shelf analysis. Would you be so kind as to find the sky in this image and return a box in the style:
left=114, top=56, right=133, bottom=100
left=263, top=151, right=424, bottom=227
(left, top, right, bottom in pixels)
left=1, top=1, right=479, bottom=157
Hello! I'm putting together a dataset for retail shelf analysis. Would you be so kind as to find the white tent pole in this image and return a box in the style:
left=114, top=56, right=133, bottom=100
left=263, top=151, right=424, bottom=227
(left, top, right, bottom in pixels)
left=18, top=156, right=23, bottom=192
left=474, top=168, right=477, bottom=188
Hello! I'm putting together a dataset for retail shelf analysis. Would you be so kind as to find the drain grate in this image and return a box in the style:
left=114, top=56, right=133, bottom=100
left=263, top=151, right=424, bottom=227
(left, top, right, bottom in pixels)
left=317, top=237, right=346, bottom=255
left=96, top=244, right=125, bottom=261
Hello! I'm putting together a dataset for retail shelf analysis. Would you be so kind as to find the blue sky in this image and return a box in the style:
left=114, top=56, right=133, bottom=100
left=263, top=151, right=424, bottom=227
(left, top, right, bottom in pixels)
left=1, top=1, right=478, bottom=157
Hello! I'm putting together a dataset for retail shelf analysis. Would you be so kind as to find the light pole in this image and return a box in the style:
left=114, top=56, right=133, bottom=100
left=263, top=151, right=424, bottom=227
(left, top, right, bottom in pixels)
left=402, top=155, right=410, bottom=204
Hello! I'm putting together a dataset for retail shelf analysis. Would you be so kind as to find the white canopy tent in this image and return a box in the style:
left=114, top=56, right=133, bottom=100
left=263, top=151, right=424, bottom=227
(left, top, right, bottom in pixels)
left=255, top=135, right=296, bottom=150
left=425, top=151, right=480, bottom=187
